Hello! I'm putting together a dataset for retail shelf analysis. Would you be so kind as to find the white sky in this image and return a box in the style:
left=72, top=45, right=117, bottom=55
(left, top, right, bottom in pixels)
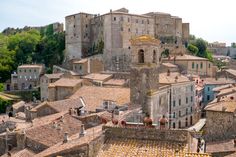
left=1, top=0, right=235, bottom=45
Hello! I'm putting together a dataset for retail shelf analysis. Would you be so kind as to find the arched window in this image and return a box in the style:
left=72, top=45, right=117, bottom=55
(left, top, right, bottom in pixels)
left=190, top=116, right=193, bottom=125
left=138, top=49, right=144, bottom=63
left=153, top=50, right=157, bottom=63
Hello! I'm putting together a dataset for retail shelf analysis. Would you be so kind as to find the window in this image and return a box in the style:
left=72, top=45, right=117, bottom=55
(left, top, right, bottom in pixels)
left=173, top=122, right=176, bottom=128
left=136, top=19, right=138, bottom=23
left=196, top=64, right=199, bottom=69
left=186, top=108, right=188, bottom=115
left=207, top=87, right=210, bottom=91
left=121, top=27, right=123, bottom=31
left=179, top=121, right=181, bottom=128
left=147, top=19, right=149, bottom=24
left=128, top=46, right=131, bottom=50
left=29, top=69, right=31, bottom=72
left=185, top=118, right=188, bottom=127
left=209, top=63, right=211, bottom=68
left=179, top=110, right=181, bottom=117
left=34, top=69, right=36, bottom=72
left=186, top=97, right=188, bottom=104
left=173, top=112, right=176, bottom=118
left=128, top=28, right=131, bottom=32
left=173, top=100, right=176, bottom=107
left=19, top=69, right=21, bottom=72
left=79, top=65, right=82, bottom=70
left=128, top=18, right=130, bottom=22
left=153, top=50, right=157, bottom=63
left=24, top=69, right=26, bottom=73
left=142, top=20, right=144, bottom=24
left=207, top=95, right=210, bottom=101
left=114, top=17, right=116, bottom=21
left=192, top=62, right=194, bottom=69
left=190, top=106, right=193, bottom=113
left=138, top=49, right=145, bottom=63
left=85, top=24, right=88, bottom=28
left=179, top=99, right=181, bottom=106
left=200, top=62, right=203, bottom=69
left=136, top=28, right=138, bottom=34
left=191, top=96, right=193, bottom=102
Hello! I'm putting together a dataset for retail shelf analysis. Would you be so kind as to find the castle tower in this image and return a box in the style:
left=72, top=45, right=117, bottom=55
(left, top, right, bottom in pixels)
left=130, top=35, right=161, bottom=113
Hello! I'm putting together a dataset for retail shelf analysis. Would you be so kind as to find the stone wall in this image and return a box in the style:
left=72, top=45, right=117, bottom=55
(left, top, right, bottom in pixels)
left=204, top=111, right=236, bottom=142
left=0, top=133, right=17, bottom=155
left=103, top=126, right=189, bottom=143
left=88, top=135, right=105, bottom=157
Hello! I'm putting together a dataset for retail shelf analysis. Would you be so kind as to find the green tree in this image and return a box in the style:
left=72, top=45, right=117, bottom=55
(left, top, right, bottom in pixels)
left=187, top=44, right=199, bottom=55
left=192, top=38, right=207, bottom=57
left=231, top=42, right=236, bottom=48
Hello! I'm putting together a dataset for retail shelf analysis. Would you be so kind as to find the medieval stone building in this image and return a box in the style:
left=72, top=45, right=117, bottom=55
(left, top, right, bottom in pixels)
left=65, top=8, right=189, bottom=71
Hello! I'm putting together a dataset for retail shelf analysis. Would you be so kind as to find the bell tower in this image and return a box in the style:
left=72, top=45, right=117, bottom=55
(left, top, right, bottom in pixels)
left=130, top=35, right=161, bottom=113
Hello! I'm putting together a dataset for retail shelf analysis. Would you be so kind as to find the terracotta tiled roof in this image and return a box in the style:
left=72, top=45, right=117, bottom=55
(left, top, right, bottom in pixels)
left=49, top=78, right=83, bottom=87
left=206, top=139, right=236, bottom=153
left=44, top=73, right=64, bottom=79
left=205, top=101, right=236, bottom=113
left=35, top=125, right=103, bottom=157
left=47, top=98, right=83, bottom=112
left=162, top=62, right=178, bottom=68
left=73, top=58, right=88, bottom=64
left=18, top=64, right=43, bottom=68
left=204, top=78, right=235, bottom=85
left=26, top=113, right=82, bottom=147
left=69, top=86, right=130, bottom=112
left=82, top=73, right=112, bottom=82
left=226, top=69, right=236, bottom=77
left=103, top=79, right=126, bottom=86
left=11, top=148, right=35, bottom=157
left=159, top=72, right=190, bottom=84
left=12, top=101, right=25, bottom=109
left=174, top=54, right=208, bottom=61
left=217, top=86, right=236, bottom=96
left=212, top=84, right=233, bottom=92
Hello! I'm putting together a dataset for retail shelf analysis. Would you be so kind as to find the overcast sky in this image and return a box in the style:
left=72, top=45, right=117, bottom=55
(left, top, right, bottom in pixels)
left=1, top=0, right=235, bottom=45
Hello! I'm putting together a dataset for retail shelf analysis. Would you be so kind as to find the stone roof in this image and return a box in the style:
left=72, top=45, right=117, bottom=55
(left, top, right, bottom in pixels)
left=204, top=77, right=235, bottom=85
left=217, top=86, right=236, bottom=96
left=159, top=72, right=190, bottom=84
left=212, top=84, right=233, bottom=92
left=26, top=113, right=82, bottom=147
left=69, top=86, right=130, bottom=112
left=82, top=73, right=112, bottom=82
left=44, top=73, right=64, bottom=79
left=49, top=78, right=83, bottom=87
left=103, top=79, right=126, bottom=86
left=204, top=101, right=236, bottom=113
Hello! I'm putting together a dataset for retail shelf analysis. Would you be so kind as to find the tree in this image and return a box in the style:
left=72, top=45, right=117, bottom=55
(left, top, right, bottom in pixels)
left=231, top=42, right=236, bottom=48
left=187, top=44, right=199, bottom=55
left=161, top=49, right=170, bottom=58
left=192, top=38, right=207, bottom=57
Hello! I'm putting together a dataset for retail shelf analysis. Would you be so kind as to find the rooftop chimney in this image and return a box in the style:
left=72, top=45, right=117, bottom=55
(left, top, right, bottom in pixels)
left=80, top=124, right=86, bottom=137
left=63, top=132, right=69, bottom=143
left=167, top=69, right=170, bottom=76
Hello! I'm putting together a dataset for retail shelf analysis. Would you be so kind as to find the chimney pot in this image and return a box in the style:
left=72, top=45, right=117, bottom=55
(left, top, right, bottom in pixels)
left=63, top=132, right=69, bottom=143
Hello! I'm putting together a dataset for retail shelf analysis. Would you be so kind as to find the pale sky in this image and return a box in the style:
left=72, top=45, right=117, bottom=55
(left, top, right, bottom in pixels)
left=1, top=0, right=235, bottom=45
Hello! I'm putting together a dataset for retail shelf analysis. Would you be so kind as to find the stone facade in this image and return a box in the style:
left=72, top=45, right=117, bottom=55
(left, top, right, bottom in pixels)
left=129, top=36, right=161, bottom=111
left=65, top=8, right=189, bottom=72
left=204, top=110, right=236, bottom=142
left=9, top=64, right=44, bottom=91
